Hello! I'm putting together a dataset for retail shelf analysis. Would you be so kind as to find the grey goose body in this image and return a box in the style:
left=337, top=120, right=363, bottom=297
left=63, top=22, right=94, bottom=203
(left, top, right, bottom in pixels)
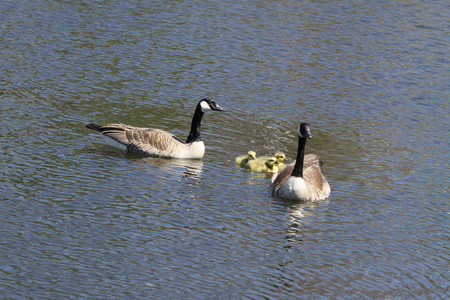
left=86, top=98, right=224, bottom=159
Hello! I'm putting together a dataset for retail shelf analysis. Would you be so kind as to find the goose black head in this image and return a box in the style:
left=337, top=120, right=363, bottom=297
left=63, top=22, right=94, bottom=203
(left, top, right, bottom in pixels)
left=199, top=98, right=225, bottom=112
left=298, top=123, right=312, bottom=139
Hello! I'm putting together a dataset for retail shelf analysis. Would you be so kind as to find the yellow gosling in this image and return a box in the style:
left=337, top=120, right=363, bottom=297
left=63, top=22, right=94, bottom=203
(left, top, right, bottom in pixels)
left=248, top=156, right=279, bottom=173
left=275, top=152, right=287, bottom=171
left=236, top=151, right=257, bottom=167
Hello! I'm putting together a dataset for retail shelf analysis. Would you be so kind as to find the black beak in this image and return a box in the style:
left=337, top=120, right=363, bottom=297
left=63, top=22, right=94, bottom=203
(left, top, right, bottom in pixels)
left=214, top=104, right=225, bottom=112
left=304, top=126, right=312, bottom=139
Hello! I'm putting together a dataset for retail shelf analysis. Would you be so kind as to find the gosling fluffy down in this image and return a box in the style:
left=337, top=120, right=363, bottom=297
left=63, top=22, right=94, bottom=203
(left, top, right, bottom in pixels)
left=247, top=156, right=279, bottom=173
left=235, top=151, right=257, bottom=167
left=257, top=152, right=287, bottom=171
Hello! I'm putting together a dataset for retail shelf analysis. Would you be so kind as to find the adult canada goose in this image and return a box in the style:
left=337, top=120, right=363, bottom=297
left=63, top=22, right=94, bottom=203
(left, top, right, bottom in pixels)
left=248, top=156, right=279, bottom=173
left=86, top=98, right=224, bottom=159
left=235, top=151, right=257, bottom=167
left=271, top=123, right=330, bottom=201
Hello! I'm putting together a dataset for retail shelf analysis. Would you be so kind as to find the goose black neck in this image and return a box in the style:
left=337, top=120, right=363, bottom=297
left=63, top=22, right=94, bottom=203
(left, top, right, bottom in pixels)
left=185, top=104, right=204, bottom=143
left=291, top=137, right=307, bottom=178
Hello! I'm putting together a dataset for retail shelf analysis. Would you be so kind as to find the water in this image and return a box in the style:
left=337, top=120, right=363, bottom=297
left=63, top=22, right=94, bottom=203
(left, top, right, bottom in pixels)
left=1, top=0, right=449, bottom=299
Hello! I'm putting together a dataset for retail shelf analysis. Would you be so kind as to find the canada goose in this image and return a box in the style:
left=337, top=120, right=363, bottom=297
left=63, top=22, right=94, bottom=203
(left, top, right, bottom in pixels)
left=235, top=151, right=257, bottom=167
left=271, top=123, right=330, bottom=201
left=86, top=98, right=224, bottom=159
left=248, top=156, right=279, bottom=173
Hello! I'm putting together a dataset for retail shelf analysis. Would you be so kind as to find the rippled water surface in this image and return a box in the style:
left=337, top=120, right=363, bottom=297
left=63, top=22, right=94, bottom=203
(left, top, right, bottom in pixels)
left=1, top=0, right=449, bottom=299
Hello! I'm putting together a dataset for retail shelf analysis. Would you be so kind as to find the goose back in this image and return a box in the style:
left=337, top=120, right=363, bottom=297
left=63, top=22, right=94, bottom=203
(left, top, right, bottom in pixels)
left=89, top=123, right=205, bottom=158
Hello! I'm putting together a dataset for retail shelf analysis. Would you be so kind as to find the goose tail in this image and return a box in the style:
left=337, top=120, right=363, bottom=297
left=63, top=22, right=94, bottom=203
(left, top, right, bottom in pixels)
left=86, top=123, right=102, bottom=131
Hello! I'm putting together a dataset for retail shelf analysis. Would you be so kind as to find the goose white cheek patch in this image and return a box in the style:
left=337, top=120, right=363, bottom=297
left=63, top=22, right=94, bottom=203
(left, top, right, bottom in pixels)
left=200, top=101, right=212, bottom=112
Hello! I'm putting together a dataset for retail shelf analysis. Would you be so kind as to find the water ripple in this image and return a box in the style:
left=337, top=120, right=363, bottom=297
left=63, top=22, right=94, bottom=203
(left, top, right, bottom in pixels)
left=1, top=0, right=449, bottom=299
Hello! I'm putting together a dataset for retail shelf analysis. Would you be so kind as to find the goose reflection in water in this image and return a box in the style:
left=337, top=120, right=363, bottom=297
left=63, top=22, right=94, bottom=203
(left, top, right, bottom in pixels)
left=132, top=157, right=204, bottom=178
left=280, top=199, right=330, bottom=244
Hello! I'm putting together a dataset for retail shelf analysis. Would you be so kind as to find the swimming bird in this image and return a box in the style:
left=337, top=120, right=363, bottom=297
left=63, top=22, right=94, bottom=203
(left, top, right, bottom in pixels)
left=248, top=156, right=279, bottom=173
left=252, top=152, right=287, bottom=170
left=271, top=123, right=330, bottom=201
left=86, top=98, right=224, bottom=159
left=274, top=152, right=286, bottom=163
left=235, top=151, right=257, bottom=167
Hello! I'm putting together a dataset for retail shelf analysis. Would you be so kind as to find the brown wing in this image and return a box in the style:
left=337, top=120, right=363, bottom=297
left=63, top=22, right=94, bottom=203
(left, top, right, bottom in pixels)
left=303, top=163, right=327, bottom=190
left=271, top=154, right=324, bottom=194
left=96, top=124, right=131, bottom=146
left=98, top=124, right=182, bottom=156
left=303, top=154, right=330, bottom=199
left=271, top=161, right=295, bottom=194
left=303, top=154, right=321, bottom=170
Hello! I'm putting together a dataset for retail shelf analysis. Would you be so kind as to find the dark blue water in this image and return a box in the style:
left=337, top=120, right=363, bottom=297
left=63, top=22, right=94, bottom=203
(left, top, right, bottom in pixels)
left=1, top=0, right=448, bottom=299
